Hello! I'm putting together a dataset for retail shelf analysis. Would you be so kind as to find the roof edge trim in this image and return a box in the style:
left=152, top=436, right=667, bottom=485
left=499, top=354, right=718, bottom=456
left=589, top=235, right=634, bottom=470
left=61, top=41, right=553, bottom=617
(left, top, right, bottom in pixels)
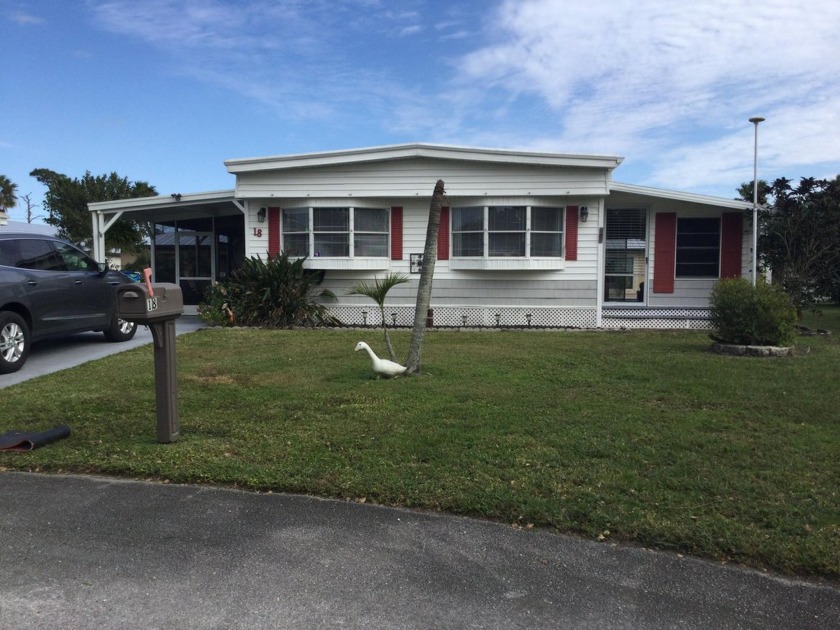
left=225, top=143, right=624, bottom=173
left=88, top=189, right=236, bottom=212
left=610, top=182, right=752, bottom=209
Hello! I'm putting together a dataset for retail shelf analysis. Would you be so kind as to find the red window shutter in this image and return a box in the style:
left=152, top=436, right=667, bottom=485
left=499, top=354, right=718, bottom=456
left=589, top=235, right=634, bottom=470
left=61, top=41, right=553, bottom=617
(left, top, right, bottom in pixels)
left=268, top=207, right=280, bottom=257
left=437, top=206, right=450, bottom=260
left=720, top=212, right=743, bottom=279
left=653, top=212, right=676, bottom=293
left=565, top=205, right=579, bottom=261
left=390, top=207, right=403, bottom=260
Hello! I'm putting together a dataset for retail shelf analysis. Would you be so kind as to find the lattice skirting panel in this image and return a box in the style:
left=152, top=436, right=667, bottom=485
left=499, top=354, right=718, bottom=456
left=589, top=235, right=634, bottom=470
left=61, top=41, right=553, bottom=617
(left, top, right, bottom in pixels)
left=328, top=306, right=599, bottom=329
left=602, top=308, right=712, bottom=330
left=328, top=306, right=712, bottom=330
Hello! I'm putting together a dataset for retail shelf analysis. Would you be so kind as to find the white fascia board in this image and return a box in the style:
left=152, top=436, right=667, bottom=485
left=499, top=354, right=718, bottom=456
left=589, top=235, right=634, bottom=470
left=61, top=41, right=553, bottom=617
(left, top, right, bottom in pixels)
left=225, top=143, right=624, bottom=174
left=609, top=182, right=752, bottom=210
left=88, top=189, right=236, bottom=213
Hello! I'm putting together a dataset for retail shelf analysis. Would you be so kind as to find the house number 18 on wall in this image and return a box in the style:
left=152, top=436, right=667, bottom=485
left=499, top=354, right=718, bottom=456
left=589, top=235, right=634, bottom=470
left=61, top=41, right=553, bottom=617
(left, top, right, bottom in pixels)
left=252, top=228, right=263, bottom=237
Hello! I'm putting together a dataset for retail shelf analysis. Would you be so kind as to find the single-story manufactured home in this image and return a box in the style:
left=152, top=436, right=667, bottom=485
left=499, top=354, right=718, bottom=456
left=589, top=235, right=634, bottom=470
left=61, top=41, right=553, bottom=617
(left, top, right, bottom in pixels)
left=89, top=143, right=753, bottom=329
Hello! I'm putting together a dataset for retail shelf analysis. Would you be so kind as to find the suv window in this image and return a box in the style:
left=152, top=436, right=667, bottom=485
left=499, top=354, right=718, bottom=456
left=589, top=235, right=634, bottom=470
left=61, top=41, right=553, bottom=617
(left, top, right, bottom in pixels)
left=0, top=240, right=20, bottom=267
left=0, top=239, right=65, bottom=271
left=54, top=242, right=99, bottom=272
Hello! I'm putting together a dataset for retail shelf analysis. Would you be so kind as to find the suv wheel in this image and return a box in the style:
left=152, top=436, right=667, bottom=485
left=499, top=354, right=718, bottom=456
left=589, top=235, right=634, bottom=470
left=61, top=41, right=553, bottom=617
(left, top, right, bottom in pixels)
left=0, top=312, right=30, bottom=374
left=103, top=315, right=138, bottom=342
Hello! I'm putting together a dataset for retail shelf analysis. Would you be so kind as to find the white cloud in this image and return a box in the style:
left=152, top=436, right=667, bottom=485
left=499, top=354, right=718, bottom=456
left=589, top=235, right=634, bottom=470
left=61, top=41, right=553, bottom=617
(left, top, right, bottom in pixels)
left=8, top=9, right=44, bottom=24
left=398, top=24, right=422, bottom=36
left=81, top=0, right=840, bottom=195
left=87, top=1, right=399, bottom=114
left=450, top=0, right=840, bottom=193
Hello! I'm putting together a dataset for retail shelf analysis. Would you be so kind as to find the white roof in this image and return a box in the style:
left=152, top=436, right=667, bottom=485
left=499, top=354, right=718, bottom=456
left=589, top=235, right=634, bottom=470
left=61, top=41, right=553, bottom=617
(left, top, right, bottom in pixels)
left=84, top=146, right=751, bottom=214
left=225, top=143, right=625, bottom=174
left=89, top=189, right=235, bottom=212
left=0, top=220, right=58, bottom=235
left=610, top=182, right=752, bottom=210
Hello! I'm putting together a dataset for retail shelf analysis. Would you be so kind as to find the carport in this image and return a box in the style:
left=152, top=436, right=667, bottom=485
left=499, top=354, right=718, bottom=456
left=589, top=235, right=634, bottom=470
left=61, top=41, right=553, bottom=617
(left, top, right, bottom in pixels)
left=89, top=191, right=246, bottom=311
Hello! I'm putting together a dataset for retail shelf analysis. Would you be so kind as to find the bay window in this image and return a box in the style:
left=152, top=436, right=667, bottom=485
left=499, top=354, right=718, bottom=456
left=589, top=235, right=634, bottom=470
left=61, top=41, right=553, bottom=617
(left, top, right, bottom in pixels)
left=282, top=207, right=389, bottom=258
left=452, top=206, right=564, bottom=258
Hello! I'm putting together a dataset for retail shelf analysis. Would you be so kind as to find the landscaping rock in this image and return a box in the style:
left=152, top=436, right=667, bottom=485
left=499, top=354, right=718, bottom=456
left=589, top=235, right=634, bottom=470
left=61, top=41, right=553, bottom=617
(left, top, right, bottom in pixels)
left=709, top=342, right=795, bottom=357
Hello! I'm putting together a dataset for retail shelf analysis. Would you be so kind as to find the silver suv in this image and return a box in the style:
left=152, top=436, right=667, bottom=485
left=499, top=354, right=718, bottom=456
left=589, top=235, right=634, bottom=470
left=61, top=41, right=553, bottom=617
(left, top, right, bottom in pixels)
left=0, top=233, right=138, bottom=374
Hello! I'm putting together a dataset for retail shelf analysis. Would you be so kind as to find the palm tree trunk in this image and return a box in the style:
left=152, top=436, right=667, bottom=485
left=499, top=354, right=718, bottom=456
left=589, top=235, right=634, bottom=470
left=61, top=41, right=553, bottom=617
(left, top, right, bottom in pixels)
left=405, top=180, right=445, bottom=374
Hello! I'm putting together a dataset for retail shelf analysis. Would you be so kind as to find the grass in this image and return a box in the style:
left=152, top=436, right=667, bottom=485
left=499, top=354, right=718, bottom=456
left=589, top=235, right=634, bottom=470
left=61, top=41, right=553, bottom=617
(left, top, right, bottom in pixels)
left=2, top=307, right=838, bottom=581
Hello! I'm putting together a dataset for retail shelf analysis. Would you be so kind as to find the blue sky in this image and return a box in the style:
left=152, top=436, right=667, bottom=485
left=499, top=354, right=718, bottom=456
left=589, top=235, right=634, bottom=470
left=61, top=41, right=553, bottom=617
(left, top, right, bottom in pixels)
left=3, top=0, right=840, bottom=221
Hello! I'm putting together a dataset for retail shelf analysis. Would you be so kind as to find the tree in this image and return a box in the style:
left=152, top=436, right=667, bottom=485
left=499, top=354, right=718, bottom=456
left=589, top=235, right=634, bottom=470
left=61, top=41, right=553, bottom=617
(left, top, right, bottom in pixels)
left=749, top=176, right=840, bottom=313
left=0, top=175, right=18, bottom=223
left=19, top=193, right=43, bottom=223
left=405, top=179, right=446, bottom=375
left=736, top=180, right=772, bottom=206
left=30, top=168, right=156, bottom=250
left=347, top=273, right=410, bottom=361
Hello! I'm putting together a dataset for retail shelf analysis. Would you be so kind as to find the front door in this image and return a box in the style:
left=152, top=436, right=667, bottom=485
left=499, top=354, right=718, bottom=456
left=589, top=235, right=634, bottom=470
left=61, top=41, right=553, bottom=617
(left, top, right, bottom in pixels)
left=604, top=208, right=648, bottom=303
left=178, top=231, right=214, bottom=307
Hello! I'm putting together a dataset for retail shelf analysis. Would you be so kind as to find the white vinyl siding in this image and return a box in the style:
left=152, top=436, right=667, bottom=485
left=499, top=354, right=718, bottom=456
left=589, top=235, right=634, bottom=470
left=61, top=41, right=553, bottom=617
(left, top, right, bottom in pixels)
left=234, top=158, right=612, bottom=199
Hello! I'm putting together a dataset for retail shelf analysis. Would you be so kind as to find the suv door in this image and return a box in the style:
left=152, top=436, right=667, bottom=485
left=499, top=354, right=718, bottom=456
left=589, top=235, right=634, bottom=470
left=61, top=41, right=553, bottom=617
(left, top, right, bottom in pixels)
left=51, top=241, right=116, bottom=330
left=13, top=238, right=112, bottom=338
left=11, top=238, right=70, bottom=338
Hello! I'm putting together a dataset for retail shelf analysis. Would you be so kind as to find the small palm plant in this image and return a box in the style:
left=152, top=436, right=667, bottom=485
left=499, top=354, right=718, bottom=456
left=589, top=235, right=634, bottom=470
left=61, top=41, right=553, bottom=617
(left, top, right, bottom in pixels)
left=348, top=272, right=410, bottom=361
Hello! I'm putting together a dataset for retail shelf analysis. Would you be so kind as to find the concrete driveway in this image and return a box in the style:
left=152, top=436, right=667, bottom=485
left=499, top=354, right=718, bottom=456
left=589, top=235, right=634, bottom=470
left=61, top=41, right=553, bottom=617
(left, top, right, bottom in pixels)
left=0, top=316, right=205, bottom=389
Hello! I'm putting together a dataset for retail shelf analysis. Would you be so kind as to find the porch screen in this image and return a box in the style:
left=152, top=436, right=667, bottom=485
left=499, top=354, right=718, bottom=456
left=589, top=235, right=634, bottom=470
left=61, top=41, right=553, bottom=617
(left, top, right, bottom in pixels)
left=604, top=208, right=647, bottom=302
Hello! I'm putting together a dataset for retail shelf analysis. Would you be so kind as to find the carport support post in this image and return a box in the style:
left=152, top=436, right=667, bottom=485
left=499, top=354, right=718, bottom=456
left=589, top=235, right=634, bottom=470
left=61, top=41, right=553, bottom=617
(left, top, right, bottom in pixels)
left=149, top=320, right=179, bottom=443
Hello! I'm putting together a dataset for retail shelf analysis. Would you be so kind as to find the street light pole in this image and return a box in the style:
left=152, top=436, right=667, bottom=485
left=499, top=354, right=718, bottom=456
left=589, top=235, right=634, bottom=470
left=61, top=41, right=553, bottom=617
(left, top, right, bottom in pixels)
left=749, top=116, right=765, bottom=286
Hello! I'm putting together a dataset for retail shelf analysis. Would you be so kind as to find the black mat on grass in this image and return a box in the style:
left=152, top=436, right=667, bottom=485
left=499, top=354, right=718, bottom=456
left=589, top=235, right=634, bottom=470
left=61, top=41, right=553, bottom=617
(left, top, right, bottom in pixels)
left=0, top=425, right=71, bottom=452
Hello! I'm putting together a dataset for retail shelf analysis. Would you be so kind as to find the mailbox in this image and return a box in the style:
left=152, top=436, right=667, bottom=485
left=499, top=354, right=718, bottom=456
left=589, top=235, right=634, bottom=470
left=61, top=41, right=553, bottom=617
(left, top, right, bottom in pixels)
left=116, top=280, right=184, bottom=444
left=117, top=282, right=184, bottom=323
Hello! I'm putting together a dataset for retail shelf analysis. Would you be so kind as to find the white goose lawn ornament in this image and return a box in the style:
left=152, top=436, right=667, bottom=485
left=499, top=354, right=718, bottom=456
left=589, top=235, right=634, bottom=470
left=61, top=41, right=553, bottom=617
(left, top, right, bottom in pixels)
left=354, top=341, right=407, bottom=378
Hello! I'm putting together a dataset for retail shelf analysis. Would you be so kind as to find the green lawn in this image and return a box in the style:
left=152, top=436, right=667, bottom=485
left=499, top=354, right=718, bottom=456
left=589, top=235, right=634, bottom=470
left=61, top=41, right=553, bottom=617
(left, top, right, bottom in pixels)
left=2, top=309, right=838, bottom=581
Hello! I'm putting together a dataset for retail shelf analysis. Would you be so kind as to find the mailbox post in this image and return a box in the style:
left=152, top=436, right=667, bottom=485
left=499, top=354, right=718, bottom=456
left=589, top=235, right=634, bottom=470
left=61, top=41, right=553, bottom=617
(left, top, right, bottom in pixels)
left=116, top=282, right=184, bottom=443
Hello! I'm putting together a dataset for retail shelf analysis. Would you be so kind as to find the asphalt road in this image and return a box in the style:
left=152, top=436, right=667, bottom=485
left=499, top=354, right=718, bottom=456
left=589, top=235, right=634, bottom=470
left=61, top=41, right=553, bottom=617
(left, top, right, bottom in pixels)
left=0, top=472, right=838, bottom=630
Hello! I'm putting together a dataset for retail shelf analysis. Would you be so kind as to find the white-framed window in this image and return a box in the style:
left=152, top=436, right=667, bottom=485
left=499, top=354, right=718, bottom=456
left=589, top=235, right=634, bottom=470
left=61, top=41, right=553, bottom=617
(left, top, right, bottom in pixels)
left=451, top=206, right=564, bottom=258
left=282, top=207, right=389, bottom=258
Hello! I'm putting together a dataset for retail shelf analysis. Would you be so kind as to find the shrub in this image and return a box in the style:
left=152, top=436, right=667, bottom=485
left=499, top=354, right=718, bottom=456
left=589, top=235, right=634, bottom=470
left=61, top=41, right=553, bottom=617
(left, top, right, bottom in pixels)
left=199, top=254, right=338, bottom=328
left=710, top=278, right=797, bottom=346
left=197, top=282, right=235, bottom=327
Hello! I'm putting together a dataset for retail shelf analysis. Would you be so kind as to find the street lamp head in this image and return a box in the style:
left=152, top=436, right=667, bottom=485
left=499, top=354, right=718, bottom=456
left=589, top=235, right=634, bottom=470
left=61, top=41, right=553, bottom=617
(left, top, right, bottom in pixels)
left=749, top=116, right=766, bottom=124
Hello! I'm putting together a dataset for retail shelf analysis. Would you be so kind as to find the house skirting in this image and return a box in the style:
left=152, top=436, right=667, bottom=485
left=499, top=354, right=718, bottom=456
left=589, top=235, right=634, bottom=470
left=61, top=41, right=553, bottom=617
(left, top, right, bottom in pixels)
left=327, top=306, right=712, bottom=330
left=601, top=307, right=711, bottom=330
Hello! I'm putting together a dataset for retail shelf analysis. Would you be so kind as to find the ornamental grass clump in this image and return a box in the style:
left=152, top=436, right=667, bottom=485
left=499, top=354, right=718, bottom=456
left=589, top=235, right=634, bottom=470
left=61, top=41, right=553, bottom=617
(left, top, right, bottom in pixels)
left=709, top=278, right=797, bottom=346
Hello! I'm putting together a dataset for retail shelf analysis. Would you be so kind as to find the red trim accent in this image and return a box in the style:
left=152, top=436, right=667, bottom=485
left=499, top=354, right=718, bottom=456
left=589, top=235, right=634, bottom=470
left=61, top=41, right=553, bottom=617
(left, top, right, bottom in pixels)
left=653, top=213, right=676, bottom=293
left=268, top=207, right=280, bottom=257
left=720, top=212, right=743, bottom=279
left=390, top=207, right=403, bottom=260
left=437, top=206, right=450, bottom=260
left=564, top=206, right=579, bottom=261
